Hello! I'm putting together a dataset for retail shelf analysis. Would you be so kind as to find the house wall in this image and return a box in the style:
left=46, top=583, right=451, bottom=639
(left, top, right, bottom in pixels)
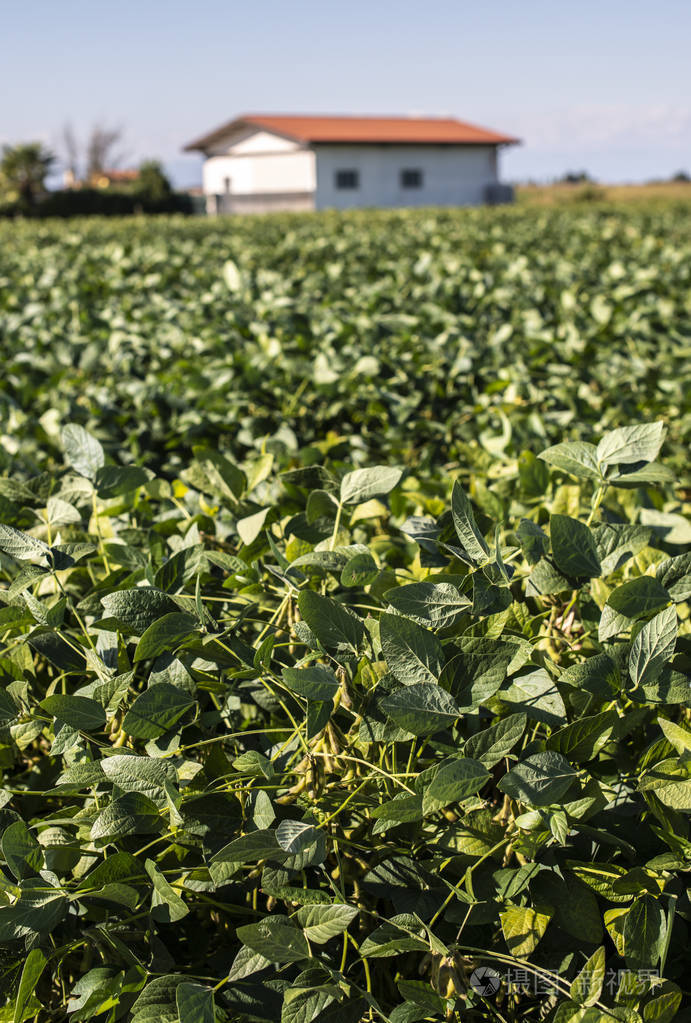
left=313, top=144, right=499, bottom=209
left=202, top=149, right=316, bottom=200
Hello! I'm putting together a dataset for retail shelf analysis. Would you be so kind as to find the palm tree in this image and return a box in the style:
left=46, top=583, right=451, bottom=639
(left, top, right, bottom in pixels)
left=0, top=143, right=55, bottom=205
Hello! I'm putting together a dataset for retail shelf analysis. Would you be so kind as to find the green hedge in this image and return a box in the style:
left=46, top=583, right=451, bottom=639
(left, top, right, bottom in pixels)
left=0, top=188, right=193, bottom=218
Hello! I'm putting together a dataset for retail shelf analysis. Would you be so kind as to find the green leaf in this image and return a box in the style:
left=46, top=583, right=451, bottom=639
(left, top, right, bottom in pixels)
left=629, top=606, right=677, bottom=689
left=371, top=793, right=423, bottom=823
left=640, top=509, right=691, bottom=546
left=385, top=581, right=470, bottom=628
left=211, top=829, right=285, bottom=865
left=0, top=524, right=50, bottom=563
left=658, top=717, right=691, bottom=754
left=339, top=466, right=403, bottom=505
left=227, top=945, right=272, bottom=981
left=546, top=876, right=603, bottom=945
left=570, top=946, right=606, bottom=1006
left=130, top=976, right=185, bottom=1023
left=100, top=587, right=179, bottom=634
left=236, top=917, right=310, bottom=963
left=14, top=948, right=47, bottom=1023
left=609, top=460, right=675, bottom=487
left=656, top=552, right=691, bottom=602
left=100, top=755, right=176, bottom=798
left=380, top=612, right=444, bottom=685
left=2, top=820, right=42, bottom=880
left=297, top=591, right=364, bottom=652
left=606, top=576, right=670, bottom=621
left=560, top=652, right=619, bottom=698
left=443, top=636, right=521, bottom=709
left=0, top=688, right=18, bottom=723
left=596, top=422, right=666, bottom=467
left=499, top=751, right=578, bottom=806
left=62, top=423, right=105, bottom=480
left=40, top=694, right=106, bottom=732
left=176, top=984, right=215, bottom=1023
left=500, top=905, right=551, bottom=956
left=134, top=612, right=199, bottom=661
left=451, top=481, right=490, bottom=565
left=539, top=441, right=601, bottom=481
left=122, top=683, right=195, bottom=739
left=593, top=523, right=652, bottom=575
left=297, top=903, right=358, bottom=943
left=275, top=822, right=326, bottom=868
left=359, top=917, right=428, bottom=957
left=553, top=1002, right=604, bottom=1023
left=424, top=758, right=490, bottom=809
left=90, top=792, right=162, bottom=842
left=637, top=758, right=691, bottom=811
left=517, top=519, right=549, bottom=564
left=527, top=558, right=571, bottom=596
left=281, top=665, right=339, bottom=701
left=182, top=449, right=245, bottom=502
left=501, top=669, right=566, bottom=726
left=0, top=879, right=67, bottom=940
left=341, top=551, right=378, bottom=587
left=622, top=895, right=666, bottom=969
left=233, top=750, right=275, bottom=779
left=237, top=507, right=271, bottom=546
left=550, top=515, right=601, bottom=578
left=146, top=859, right=188, bottom=923
left=548, top=711, right=617, bottom=762
left=95, top=464, right=149, bottom=498
left=642, top=987, right=682, bottom=1023
left=306, top=698, right=333, bottom=739
left=380, top=683, right=460, bottom=736
left=396, top=980, right=447, bottom=1014
left=518, top=449, right=550, bottom=495
left=281, top=988, right=336, bottom=1023
left=464, top=713, right=527, bottom=767
left=76, top=852, right=141, bottom=890
left=276, top=820, right=322, bottom=855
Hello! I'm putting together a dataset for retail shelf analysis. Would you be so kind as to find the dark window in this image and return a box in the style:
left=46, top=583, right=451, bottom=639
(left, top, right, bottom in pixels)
left=335, top=169, right=359, bottom=189
left=400, top=168, right=423, bottom=188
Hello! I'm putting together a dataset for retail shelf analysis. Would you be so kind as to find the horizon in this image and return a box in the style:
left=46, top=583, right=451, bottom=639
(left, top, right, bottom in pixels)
left=3, top=0, right=690, bottom=190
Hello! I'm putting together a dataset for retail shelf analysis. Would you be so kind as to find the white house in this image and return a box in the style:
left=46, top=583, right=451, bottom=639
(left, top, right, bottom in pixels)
left=183, top=114, right=520, bottom=214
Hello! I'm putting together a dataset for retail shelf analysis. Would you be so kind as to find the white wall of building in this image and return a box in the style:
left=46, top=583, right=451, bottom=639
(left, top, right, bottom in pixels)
left=202, top=149, right=316, bottom=197
left=314, top=144, right=499, bottom=209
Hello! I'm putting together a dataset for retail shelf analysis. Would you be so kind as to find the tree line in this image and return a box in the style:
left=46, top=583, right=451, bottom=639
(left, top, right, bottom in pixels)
left=0, top=124, right=192, bottom=216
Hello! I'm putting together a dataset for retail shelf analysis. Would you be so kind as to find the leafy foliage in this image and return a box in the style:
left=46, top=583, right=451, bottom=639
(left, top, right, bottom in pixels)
left=0, top=208, right=689, bottom=1022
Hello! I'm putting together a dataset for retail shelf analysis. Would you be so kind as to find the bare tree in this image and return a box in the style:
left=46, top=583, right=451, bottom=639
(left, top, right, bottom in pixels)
left=86, top=125, right=126, bottom=181
left=60, top=123, right=80, bottom=185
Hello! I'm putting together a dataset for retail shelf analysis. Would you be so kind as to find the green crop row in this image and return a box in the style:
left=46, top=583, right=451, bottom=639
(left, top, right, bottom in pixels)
left=1, top=206, right=689, bottom=480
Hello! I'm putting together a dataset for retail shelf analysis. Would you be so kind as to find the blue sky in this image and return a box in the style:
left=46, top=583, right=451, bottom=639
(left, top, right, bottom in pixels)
left=3, top=0, right=690, bottom=186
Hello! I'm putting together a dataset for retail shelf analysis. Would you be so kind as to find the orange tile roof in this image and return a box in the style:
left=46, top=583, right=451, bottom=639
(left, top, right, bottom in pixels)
left=99, top=169, right=140, bottom=181
left=184, top=114, right=520, bottom=151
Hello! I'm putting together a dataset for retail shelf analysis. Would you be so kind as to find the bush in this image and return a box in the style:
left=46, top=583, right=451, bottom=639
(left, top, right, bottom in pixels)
left=571, top=184, right=607, bottom=203
left=0, top=187, right=193, bottom=218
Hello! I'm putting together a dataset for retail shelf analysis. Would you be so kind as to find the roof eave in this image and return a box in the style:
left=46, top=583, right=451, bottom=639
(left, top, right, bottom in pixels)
left=183, top=116, right=305, bottom=153
left=308, top=136, right=521, bottom=146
